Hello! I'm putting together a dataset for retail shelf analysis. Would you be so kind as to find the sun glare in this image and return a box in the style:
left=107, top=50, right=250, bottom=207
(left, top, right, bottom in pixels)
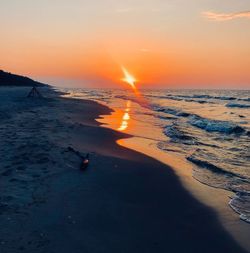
left=121, top=66, right=137, bottom=90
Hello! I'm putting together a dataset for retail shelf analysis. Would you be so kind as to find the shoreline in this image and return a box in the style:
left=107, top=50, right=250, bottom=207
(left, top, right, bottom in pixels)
left=94, top=95, right=250, bottom=250
left=116, top=137, right=250, bottom=251
left=65, top=87, right=250, bottom=251
left=0, top=86, right=248, bottom=252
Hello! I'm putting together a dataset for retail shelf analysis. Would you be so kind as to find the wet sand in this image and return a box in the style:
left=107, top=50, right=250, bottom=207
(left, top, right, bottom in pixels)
left=0, top=87, right=248, bottom=253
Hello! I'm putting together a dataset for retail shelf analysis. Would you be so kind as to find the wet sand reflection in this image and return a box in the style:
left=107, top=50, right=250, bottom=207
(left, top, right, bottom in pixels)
left=118, top=101, right=131, bottom=131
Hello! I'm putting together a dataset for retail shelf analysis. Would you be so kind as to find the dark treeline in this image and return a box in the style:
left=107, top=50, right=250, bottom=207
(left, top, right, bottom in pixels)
left=0, top=70, right=48, bottom=87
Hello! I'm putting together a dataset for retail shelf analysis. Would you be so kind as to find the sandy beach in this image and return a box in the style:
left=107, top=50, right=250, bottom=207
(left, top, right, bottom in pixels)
left=0, top=86, right=248, bottom=253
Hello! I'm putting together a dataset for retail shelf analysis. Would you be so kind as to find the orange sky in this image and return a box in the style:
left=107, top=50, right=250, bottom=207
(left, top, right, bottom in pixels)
left=0, top=0, right=250, bottom=89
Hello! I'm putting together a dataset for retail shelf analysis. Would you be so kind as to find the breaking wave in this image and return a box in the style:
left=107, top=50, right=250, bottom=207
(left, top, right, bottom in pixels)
left=226, top=103, right=250, bottom=109
left=187, top=151, right=250, bottom=223
left=164, top=123, right=197, bottom=144
left=229, top=192, right=250, bottom=223
left=188, top=115, right=245, bottom=134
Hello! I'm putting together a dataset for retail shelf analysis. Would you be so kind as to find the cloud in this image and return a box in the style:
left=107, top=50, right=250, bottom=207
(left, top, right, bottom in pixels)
left=202, top=10, right=250, bottom=21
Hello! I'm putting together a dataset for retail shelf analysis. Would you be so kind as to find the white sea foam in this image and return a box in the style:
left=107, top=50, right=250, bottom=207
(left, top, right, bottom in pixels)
left=188, top=115, right=245, bottom=134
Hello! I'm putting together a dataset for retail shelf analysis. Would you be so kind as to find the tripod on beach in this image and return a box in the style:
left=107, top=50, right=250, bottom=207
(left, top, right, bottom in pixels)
left=27, top=86, right=43, bottom=98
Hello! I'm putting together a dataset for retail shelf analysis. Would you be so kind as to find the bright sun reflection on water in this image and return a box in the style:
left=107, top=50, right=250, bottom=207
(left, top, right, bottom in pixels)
left=118, top=101, right=131, bottom=131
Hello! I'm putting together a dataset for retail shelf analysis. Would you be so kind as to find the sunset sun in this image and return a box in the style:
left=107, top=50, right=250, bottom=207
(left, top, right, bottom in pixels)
left=121, top=66, right=137, bottom=90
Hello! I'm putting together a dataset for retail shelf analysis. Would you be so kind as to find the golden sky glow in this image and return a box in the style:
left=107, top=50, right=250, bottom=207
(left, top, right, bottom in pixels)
left=0, top=0, right=250, bottom=89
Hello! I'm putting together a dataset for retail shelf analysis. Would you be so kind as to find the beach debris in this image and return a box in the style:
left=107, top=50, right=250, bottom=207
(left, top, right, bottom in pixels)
left=67, top=146, right=89, bottom=170
left=27, top=86, right=43, bottom=98
left=81, top=153, right=89, bottom=170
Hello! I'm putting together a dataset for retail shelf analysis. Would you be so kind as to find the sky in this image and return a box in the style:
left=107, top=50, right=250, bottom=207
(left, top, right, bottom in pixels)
left=0, top=0, right=250, bottom=89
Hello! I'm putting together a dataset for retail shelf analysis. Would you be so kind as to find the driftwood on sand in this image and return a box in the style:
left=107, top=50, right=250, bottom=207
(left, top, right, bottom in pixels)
left=68, top=147, right=89, bottom=170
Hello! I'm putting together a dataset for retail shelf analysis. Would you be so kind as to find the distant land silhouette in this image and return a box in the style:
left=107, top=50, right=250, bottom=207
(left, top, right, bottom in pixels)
left=0, top=70, right=48, bottom=87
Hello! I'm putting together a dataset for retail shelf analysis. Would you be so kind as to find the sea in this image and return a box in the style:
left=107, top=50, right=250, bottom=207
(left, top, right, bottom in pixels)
left=60, top=88, right=250, bottom=223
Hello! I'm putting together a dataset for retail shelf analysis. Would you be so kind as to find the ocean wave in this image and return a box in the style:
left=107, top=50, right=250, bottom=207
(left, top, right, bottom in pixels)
left=155, top=106, right=247, bottom=135
left=154, top=106, right=191, bottom=117
left=151, top=94, right=215, bottom=104
left=169, top=94, right=237, bottom=101
left=154, top=107, right=178, bottom=114
left=165, top=96, right=212, bottom=104
left=239, top=98, right=250, bottom=102
left=187, top=150, right=250, bottom=223
left=147, top=92, right=250, bottom=107
left=164, top=123, right=196, bottom=144
left=214, top=96, right=237, bottom=101
left=146, top=93, right=249, bottom=103
left=187, top=154, right=242, bottom=178
left=188, top=115, right=245, bottom=134
left=159, top=115, right=177, bottom=120
left=226, top=103, right=250, bottom=108
left=157, top=141, right=185, bottom=153
left=150, top=93, right=242, bottom=105
left=146, top=94, right=169, bottom=99
left=229, top=192, right=250, bottom=223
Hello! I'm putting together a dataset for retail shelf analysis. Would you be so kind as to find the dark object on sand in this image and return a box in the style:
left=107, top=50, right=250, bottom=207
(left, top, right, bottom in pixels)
left=68, top=147, right=89, bottom=170
left=81, top=153, right=89, bottom=170
left=27, top=86, right=43, bottom=98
